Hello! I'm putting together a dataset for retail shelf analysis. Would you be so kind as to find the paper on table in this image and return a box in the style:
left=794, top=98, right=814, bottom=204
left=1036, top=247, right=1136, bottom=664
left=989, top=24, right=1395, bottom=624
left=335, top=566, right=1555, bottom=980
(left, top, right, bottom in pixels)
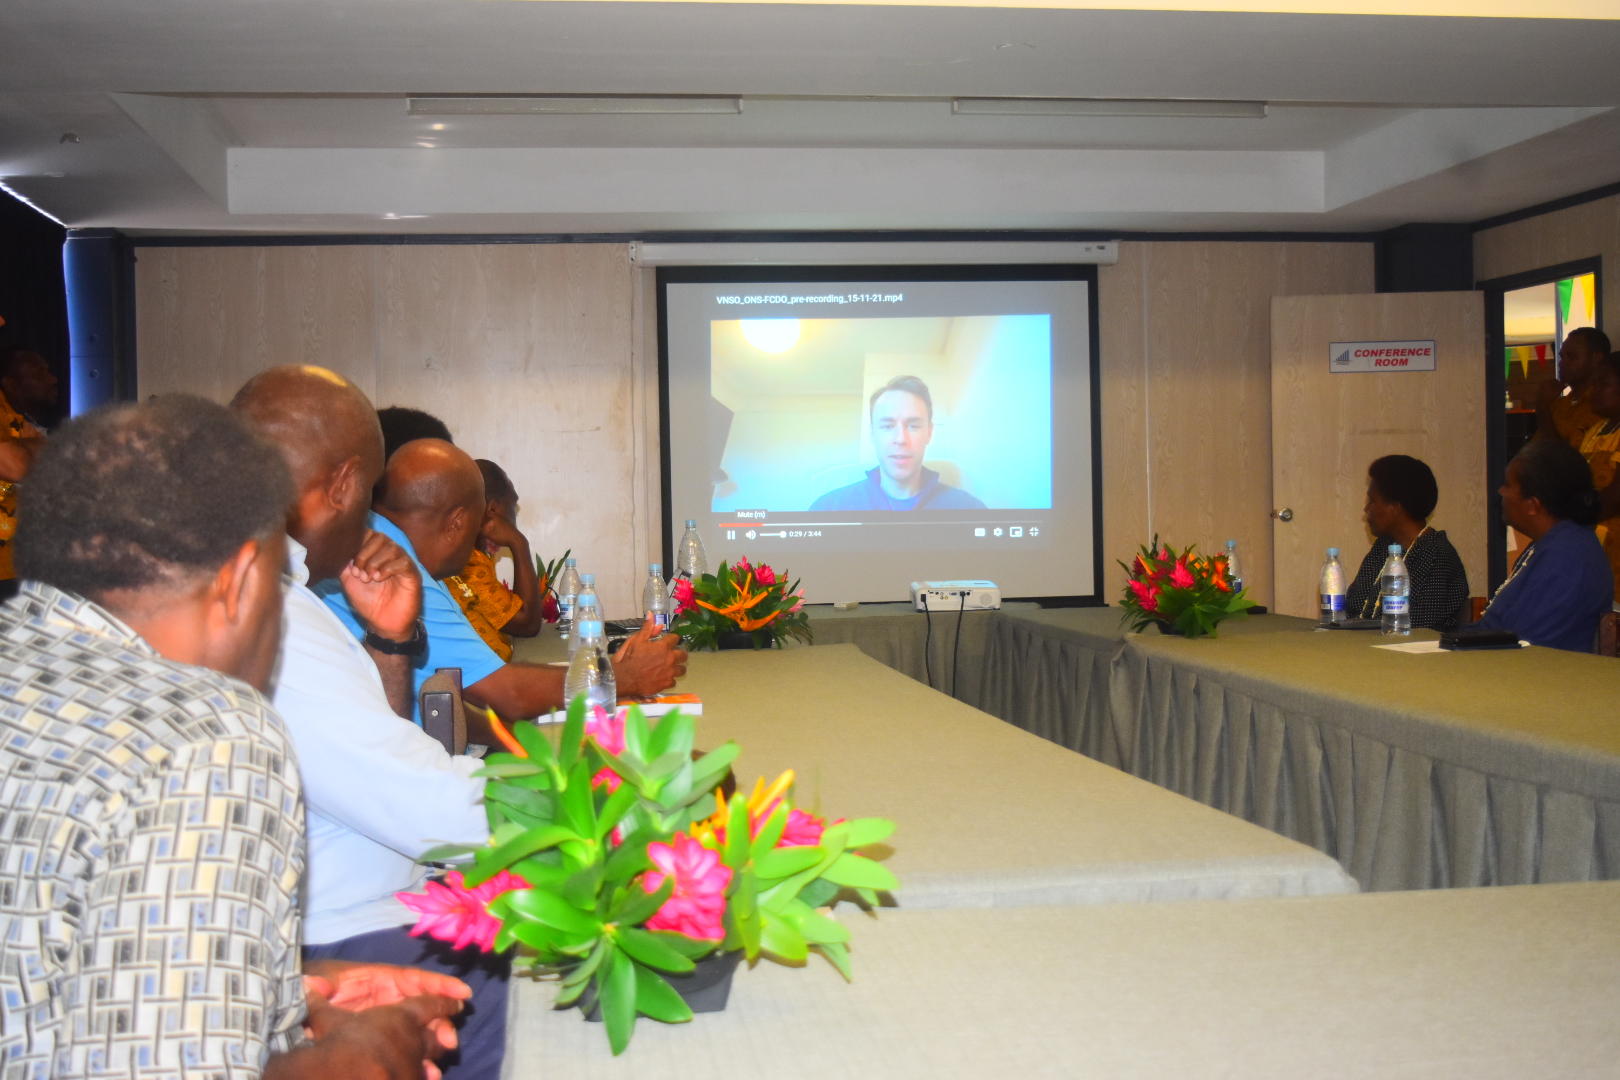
left=1374, top=639, right=1528, bottom=654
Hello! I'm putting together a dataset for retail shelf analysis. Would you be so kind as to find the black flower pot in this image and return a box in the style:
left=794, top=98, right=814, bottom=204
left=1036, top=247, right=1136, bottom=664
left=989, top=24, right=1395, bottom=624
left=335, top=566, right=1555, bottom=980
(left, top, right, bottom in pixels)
left=715, top=630, right=776, bottom=651
left=576, top=948, right=742, bottom=1020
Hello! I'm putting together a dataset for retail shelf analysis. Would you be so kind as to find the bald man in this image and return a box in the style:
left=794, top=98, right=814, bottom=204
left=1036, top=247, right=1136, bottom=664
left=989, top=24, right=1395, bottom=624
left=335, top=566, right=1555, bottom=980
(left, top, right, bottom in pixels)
left=233, top=368, right=504, bottom=1080
left=323, top=438, right=687, bottom=722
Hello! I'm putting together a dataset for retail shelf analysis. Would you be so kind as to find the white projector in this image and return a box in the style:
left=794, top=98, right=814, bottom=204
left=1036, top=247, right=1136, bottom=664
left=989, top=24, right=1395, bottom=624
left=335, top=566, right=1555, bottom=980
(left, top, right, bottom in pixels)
left=910, top=580, right=1002, bottom=612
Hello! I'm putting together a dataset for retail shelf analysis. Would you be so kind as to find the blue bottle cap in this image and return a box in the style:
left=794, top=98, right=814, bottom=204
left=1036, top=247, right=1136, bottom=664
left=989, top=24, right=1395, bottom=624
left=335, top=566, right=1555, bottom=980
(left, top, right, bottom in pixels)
left=1389, top=544, right=1403, bottom=555
left=565, top=557, right=576, bottom=566
left=1226, top=540, right=1236, bottom=548
left=650, top=563, right=661, bottom=573
left=685, top=519, right=697, bottom=528
left=1328, top=547, right=1339, bottom=556
left=581, top=574, right=595, bottom=585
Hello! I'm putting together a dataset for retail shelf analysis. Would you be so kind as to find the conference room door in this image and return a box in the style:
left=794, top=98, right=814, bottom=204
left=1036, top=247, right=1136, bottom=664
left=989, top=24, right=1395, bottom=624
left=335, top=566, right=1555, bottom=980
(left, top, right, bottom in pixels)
left=1270, top=292, right=1488, bottom=620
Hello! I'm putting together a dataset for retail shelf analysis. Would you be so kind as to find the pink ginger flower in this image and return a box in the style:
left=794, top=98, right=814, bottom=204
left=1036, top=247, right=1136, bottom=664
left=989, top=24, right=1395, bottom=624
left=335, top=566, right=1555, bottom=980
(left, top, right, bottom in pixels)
left=642, top=834, right=732, bottom=940
left=585, top=704, right=625, bottom=792
left=1128, top=578, right=1161, bottom=613
left=789, top=589, right=805, bottom=613
left=779, top=807, right=827, bottom=847
left=672, top=577, right=696, bottom=614
left=734, top=556, right=751, bottom=575
left=1168, top=557, right=1196, bottom=590
left=754, top=564, right=777, bottom=586
left=396, top=869, right=527, bottom=952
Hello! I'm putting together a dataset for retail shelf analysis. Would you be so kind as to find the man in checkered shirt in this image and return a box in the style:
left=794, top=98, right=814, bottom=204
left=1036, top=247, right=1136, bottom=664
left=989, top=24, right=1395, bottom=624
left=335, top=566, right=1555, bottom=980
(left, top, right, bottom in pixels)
left=0, top=396, right=463, bottom=1079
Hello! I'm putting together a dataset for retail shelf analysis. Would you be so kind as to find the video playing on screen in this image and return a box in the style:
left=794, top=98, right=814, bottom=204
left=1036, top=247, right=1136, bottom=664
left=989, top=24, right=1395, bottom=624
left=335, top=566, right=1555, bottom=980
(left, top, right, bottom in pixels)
left=712, top=314, right=1052, bottom=515
left=661, top=267, right=1099, bottom=604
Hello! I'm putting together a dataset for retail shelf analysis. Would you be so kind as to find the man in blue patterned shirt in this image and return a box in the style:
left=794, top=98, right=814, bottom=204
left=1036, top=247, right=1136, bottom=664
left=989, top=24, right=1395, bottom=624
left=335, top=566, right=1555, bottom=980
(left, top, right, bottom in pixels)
left=0, top=396, right=463, bottom=1080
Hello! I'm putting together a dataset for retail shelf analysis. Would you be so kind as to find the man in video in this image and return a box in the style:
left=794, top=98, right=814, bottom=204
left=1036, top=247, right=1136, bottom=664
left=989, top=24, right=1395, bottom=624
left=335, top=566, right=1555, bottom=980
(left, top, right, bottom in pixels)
left=811, top=375, right=987, bottom=511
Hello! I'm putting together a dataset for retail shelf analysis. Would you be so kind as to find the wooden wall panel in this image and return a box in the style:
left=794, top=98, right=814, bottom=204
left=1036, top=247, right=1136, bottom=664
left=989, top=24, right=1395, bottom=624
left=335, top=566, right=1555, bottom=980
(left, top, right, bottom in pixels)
left=137, top=246, right=379, bottom=400
left=1095, top=242, right=1149, bottom=603
left=1106, top=241, right=1375, bottom=610
left=136, top=242, right=643, bottom=618
left=1475, top=195, right=1620, bottom=320
left=136, top=237, right=1374, bottom=622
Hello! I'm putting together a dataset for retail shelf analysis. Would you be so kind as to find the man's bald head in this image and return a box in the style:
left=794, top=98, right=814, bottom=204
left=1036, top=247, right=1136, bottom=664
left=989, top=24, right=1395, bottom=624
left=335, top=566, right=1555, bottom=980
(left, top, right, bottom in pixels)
left=231, top=366, right=383, bottom=488
left=230, top=365, right=385, bottom=581
left=375, top=440, right=486, bottom=579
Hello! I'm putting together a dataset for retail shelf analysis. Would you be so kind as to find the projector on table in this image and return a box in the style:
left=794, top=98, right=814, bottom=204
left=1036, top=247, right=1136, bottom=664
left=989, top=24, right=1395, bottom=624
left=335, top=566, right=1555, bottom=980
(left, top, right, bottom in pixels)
left=910, top=580, right=1002, bottom=612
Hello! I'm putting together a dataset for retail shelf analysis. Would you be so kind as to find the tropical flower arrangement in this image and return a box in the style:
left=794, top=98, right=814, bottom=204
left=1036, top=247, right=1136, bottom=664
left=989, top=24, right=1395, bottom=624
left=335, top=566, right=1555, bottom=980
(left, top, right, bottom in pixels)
left=400, top=698, right=896, bottom=1055
left=532, top=549, right=572, bottom=624
left=668, top=557, right=813, bottom=650
left=1119, top=537, right=1254, bottom=639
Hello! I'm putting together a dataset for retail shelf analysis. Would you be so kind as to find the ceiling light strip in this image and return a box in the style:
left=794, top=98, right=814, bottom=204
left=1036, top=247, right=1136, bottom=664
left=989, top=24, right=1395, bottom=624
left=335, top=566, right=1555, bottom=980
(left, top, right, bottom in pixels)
left=408, top=96, right=743, bottom=116
left=952, top=98, right=1267, bottom=118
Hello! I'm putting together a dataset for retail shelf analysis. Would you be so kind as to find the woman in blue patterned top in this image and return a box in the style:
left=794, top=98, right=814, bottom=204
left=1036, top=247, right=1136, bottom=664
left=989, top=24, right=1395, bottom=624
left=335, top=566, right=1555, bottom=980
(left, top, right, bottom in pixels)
left=1474, top=439, right=1613, bottom=652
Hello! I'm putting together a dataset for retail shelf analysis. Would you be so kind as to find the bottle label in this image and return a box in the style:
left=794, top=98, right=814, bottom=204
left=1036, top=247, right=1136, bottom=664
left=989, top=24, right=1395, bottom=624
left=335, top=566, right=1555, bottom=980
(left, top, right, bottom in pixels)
left=560, top=599, right=575, bottom=620
left=1321, top=594, right=1346, bottom=612
left=1382, top=595, right=1409, bottom=615
left=653, top=611, right=670, bottom=630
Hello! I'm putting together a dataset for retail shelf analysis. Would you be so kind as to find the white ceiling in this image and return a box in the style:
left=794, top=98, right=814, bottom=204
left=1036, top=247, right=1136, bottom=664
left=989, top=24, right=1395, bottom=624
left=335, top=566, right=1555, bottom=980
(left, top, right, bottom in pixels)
left=3, top=1, right=1620, bottom=235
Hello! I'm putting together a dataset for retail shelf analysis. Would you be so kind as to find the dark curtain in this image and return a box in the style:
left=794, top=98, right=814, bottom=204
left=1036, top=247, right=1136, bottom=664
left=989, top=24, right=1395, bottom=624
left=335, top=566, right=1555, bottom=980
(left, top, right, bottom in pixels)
left=0, top=190, right=69, bottom=426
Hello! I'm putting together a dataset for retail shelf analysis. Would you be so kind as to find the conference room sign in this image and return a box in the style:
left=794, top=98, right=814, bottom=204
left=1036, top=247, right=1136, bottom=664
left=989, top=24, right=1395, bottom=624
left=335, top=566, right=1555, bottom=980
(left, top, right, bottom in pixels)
left=1328, top=340, right=1436, bottom=373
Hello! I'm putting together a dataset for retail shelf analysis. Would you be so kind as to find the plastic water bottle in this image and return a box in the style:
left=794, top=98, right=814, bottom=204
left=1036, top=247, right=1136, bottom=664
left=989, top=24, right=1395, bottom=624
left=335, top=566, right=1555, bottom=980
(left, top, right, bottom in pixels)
left=1380, top=544, right=1411, bottom=636
left=643, top=563, right=672, bottom=631
left=1224, top=540, right=1243, bottom=594
left=555, top=558, right=581, bottom=640
left=563, top=619, right=617, bottom=715
left=1319, top=548, right=1347, bottom=626
left=676, top=519, right=709, bottom=580
left=568, top=575, right=599, bottom=658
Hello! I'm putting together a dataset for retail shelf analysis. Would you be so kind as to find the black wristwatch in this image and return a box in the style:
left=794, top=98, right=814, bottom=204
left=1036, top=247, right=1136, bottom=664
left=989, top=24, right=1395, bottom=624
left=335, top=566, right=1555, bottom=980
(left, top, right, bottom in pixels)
left=365, top=619, right=426, bottom=657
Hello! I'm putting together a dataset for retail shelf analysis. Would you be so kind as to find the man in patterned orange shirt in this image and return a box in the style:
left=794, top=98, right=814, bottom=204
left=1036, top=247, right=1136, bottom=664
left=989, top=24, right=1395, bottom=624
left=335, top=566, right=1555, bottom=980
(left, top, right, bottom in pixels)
left=447, top=459, right=545, bottom=661
left=0, top=347, right=56, bottom=600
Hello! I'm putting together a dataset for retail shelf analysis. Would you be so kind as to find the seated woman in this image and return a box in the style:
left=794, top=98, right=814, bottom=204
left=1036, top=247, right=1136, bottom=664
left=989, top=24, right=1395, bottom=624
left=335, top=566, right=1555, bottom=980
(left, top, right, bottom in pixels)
left=1474, top=439, right=1614, bottom=651
left=1344, top=454, right=1470, bottom=630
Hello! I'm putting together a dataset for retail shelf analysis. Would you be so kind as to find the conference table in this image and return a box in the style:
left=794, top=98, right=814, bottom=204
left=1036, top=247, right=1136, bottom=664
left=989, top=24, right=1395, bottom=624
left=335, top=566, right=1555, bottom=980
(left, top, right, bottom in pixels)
left=513, top=637, right=1357, bottom=907
left=971, top=608, right=1620, bottom=892
left=503, top=623, right=1619, bottom=1075
left=509, top=881, right=1620, bottom=1078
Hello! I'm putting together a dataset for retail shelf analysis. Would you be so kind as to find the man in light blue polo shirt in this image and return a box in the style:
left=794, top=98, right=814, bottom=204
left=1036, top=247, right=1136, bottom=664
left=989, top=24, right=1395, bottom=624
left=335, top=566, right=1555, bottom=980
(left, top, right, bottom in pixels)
left=321, top=438, right=689, bottom=732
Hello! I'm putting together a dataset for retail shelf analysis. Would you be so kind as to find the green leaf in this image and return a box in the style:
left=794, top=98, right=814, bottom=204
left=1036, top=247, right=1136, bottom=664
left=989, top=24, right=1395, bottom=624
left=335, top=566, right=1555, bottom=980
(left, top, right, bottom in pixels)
left=690, top=742, right=739, bottom=785
left=591, top=747, right=655, bottom=794
left=753, top=845, right=824, bottom=880
left=471, top=761, right=546, bottom=779
left=820, top=852, right=898, bottom=891
left=417, top=843, right=479, bottom=864
left=751, top=804, right=788, bottom=859
left=817, top=939, right=853, bottom=981
left=650, top=931, right=716, bottom=960
left=561, top=864, right=605, bottom=912
left=759, top=908, right=809, bottom=962
left=723, top=793, right=751, bottom=869
left=645, top=749, right=693, bottom=781
left=559, top=695, right=587, bottom=771
left=506, top=887, right=604, bottom=936
left=622, top=705, right=649, bottom=761
left=795, top=877, right=839, bottom=909
left=644, top=710, right=694, bottom=763
left=555, top=941, right=609, bottom=1004
left=461, top=826, right=582, bottom=887
left=616, top=926, right=696, bottom=973
left=560, top=758, right=597, bottom=836
left=603, top=834, right=654, bottom=881
left=633, top=960, right=695, bottom=1024
left=609, top=877, right=673, bottom=928
left=513, top=719, right=557, bottom=765
left=485, top=782, right=556, bottom=821
left=601, top=945, right=637, bottom=1055
left=736, top=867, right=761, bottom=959
left=835, top=817, right=895, bottom=848
left=782, top=900, right=850, bottom=944
left=595, top=781, right=640, bottom=841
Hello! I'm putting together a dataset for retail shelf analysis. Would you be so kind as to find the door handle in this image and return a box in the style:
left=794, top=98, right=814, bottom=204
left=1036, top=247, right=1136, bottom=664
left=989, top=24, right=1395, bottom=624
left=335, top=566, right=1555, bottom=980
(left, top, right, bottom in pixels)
left=1272, top=508, right=1294, bottom=522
